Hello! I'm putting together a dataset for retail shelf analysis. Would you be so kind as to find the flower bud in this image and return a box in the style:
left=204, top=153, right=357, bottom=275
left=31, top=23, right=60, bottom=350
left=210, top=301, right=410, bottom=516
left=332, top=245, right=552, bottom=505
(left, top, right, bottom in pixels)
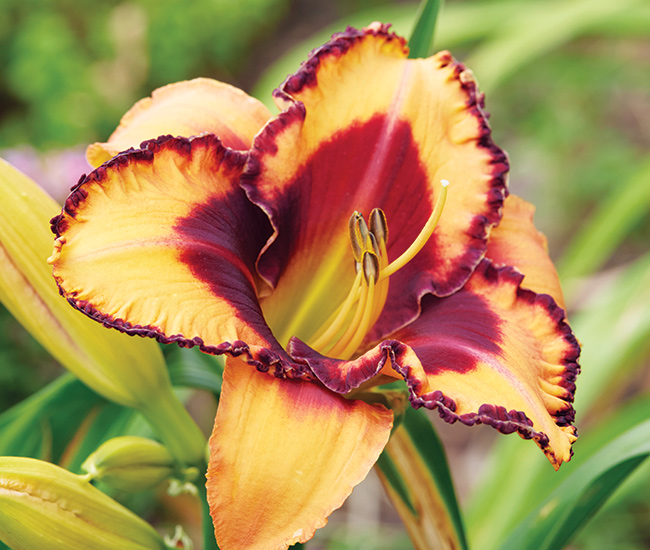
left=0, top=158, right=168, bottom=410
left=0, top=159, right=206, bottom=466
left=82, top=436, right=196, bottom=493
left=0, top=456, right=167, bottom=550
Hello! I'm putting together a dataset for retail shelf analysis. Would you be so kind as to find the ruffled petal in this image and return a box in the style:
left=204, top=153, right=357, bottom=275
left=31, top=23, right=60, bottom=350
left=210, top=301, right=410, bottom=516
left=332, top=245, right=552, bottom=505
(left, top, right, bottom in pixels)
left=51, top=134, right=281, bottom=357
left=244, top=24, right=508, bottom=344
left=388, top=259, right=579, bottom=468
left=486, top=194, right=566, bottom=309
left=303, top=259, right=579, bottom=468
left=207, top=357, right=393, bottom=550
left=87, top=79, right=272, bottom=167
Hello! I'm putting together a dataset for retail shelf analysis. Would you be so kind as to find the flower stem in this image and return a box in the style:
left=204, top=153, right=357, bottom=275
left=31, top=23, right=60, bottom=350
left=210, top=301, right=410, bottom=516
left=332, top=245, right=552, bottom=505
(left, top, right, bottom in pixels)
left=139, top=388, right=207, bottom=467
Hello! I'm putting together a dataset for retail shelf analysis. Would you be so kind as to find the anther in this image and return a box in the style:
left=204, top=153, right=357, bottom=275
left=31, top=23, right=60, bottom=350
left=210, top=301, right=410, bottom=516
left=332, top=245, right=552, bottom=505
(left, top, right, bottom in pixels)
left=362, top=251, right=380, bottom=285
left=348, top=212, right=369, bottom=263
left=369, top=208, right=388, bottom=245
left=368, top=232, right=381, bottom=257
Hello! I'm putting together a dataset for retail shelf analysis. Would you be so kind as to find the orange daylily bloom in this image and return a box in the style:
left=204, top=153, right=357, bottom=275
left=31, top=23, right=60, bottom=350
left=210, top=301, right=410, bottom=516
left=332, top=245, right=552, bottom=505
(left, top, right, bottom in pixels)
left=50, top=24, right=579, bottom=550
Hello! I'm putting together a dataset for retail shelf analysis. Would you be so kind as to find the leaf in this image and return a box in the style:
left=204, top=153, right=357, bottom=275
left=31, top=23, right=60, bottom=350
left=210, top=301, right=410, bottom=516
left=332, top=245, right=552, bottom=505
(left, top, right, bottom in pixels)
left=375, top=408, right=468, bottom=550
left=499, top=417, right=650, bottom=550
left=465, top=251, right=650, bottom=549
left=0, top=158, right=170, bottom=410
left=465, top=0, right=646, bottom=93
left=165, top=346, right=223, bottom=395
left=558, top=156, right=650, bottom=283
left=0, top=374, right=106, bottom=461
left=408, top=0, right=443, bottom=59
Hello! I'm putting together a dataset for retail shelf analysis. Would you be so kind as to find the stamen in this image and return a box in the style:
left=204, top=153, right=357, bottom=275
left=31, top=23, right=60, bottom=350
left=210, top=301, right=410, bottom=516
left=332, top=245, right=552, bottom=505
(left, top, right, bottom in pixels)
left=325, top=251, right=378, bottom=358
left=326, top=281, right=370, bottom=357
left=361, top=250, right=380, bottom=285
left=380, top=179, right=449, bottom=281
left=309, top=270, right=362, bottom=351
left=368, top=232, right=381, bottom=257
left=305, top=181, right=449, bottom=360
left=337, top=272, right=376, bottom=359
left=349, top=212, right=369, bottom=263
left=369, top=208, right=388, bottom=245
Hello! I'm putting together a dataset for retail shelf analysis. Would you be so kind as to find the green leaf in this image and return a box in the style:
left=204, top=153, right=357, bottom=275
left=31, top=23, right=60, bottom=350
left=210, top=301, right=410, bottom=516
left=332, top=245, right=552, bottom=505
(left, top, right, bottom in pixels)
left=499, top=417, right=650, bottom=550
left=465, top=0, right=646, bottom=93
left=466, top=251, right=650, bottom=549
left=559, top=156, right=650, bottom=282
left=165, top=346, right=224, bottom=394
left=571, top=251, right=650, bottom=414
left=408, top=0, right=443, bottom=58
left=376, top=408, right=468, bottom=550
left=0, top=373, right=106, bottom=461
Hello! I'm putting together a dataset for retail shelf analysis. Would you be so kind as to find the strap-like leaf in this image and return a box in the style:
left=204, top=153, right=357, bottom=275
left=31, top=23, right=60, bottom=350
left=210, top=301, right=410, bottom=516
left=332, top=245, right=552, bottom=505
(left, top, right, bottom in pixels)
left=375, top=408, right=468, bottom=550
left=559, top=156, right=650, bottom=283
left=499, top=417, right=650, bottom=550
left=0, top=374, right=105, bottom=461
left=408, top=0, right=443, bottom=58
left=166, top=347, right=224, bottom=395
left=466, top=251, right=650, bottom=548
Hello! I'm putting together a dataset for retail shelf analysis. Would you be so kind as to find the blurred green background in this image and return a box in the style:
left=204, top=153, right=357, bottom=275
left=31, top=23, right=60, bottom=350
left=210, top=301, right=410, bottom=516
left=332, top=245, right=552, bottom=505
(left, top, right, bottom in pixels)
left=1, top=0, right=649, bottom=548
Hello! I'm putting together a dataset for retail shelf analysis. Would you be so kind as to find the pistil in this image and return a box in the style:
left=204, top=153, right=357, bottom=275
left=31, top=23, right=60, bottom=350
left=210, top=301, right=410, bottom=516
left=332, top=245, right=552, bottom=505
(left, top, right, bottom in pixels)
left=307, top=180, right=449, bottom=360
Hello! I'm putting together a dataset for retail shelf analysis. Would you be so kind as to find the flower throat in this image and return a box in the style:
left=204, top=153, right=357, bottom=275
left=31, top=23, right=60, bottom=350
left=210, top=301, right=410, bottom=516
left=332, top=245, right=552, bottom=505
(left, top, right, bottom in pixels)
left=306, top=180, right=449, bottom=360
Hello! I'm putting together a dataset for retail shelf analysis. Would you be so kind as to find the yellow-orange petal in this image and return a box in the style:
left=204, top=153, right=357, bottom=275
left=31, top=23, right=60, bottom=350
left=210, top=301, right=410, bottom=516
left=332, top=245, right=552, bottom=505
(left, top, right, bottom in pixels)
left=207, top=357, right=393, bottom=550
left=387, top=260, right=579, bottom=469
left=87, top=78, right=272, bottom=167
left=487, top=194, right=566, bottom=310
left=51, top=134, right=279, bottom=356
left=244, top=25, right=508, bottom=344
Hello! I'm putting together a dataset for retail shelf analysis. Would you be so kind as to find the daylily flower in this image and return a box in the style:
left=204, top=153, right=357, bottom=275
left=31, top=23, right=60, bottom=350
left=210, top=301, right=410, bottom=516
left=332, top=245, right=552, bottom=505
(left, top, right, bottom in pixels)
left=49, top=24, right=580, bottom=550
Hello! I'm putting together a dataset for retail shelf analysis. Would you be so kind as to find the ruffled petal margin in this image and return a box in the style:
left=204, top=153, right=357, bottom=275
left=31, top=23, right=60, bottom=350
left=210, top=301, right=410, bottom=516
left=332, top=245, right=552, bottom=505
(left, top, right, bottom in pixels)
left=87, top=79, right=272, bottom=167
left=207, top=357, right=393, bottom=550
left=51, top=134, right=281, bottom=357
left=244, top=24, right=508, bottom=344
left=299, top=259, right=579, bottom=468
left=389, top=260, right=579, bottom=468
left=486, top=194, right=566, bottom=309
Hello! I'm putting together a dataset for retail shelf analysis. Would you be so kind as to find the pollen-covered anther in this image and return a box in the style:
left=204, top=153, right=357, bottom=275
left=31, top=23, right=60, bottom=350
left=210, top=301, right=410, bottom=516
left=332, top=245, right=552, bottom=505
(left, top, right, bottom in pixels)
left=369, top=208, right=388, bottom=246
left=348, top=211, right=370, bottom=263
left=308, top=180, right=449, bottom=361
left=362, top=250, right=380, bottom=285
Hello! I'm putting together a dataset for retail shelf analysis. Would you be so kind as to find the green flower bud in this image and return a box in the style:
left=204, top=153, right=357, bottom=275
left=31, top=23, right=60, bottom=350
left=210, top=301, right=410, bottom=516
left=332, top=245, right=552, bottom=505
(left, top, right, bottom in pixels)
left=0, top=456, right=167, bottom=550
left=82, top=436, right=195, bottom=493
left=0, top=160, right=206, bottom=466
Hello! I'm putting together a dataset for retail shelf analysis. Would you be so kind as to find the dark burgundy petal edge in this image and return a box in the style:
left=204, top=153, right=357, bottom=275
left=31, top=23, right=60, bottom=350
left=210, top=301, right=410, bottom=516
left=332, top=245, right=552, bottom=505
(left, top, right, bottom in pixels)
left=243, top=24, right=509, bottom=306
left=241, top=25, right=407, bottom=290
left=53, top=290, right=315, bottom=382
left=295, top=260, right=580, bottom=454
left=50, top=134, right=315, bottom=382
left=275, top=23, right=407, bottom=103
left=50, top=134, right=247, bottom=236
left=289, top=337, right=387, bottom=393
left=406, top=49, right=509, bottom=301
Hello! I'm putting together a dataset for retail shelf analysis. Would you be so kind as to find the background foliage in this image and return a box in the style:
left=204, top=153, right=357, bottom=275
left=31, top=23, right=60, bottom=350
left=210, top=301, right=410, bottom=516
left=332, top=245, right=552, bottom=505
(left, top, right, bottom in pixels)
left=1, top=0, right=649, bottom=548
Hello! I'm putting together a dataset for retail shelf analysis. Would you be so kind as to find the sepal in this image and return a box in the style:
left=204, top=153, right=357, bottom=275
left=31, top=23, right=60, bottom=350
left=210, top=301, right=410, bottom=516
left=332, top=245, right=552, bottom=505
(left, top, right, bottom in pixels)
left=0, top=456, right=167, bottom=550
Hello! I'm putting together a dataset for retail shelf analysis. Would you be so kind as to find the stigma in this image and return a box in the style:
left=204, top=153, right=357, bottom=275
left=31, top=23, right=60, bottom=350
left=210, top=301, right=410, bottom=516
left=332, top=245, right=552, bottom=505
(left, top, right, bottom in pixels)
left=307, top=179, right=449, bottom=360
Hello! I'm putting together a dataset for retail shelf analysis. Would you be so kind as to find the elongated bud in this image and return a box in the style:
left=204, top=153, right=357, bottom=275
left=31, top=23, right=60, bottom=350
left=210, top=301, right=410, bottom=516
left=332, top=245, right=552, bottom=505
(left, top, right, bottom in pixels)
left=0, top=160, right=206, bottom=466
left=0, top=456, right=167, bottom=550
left=81, top=436, right=196, bottom=493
